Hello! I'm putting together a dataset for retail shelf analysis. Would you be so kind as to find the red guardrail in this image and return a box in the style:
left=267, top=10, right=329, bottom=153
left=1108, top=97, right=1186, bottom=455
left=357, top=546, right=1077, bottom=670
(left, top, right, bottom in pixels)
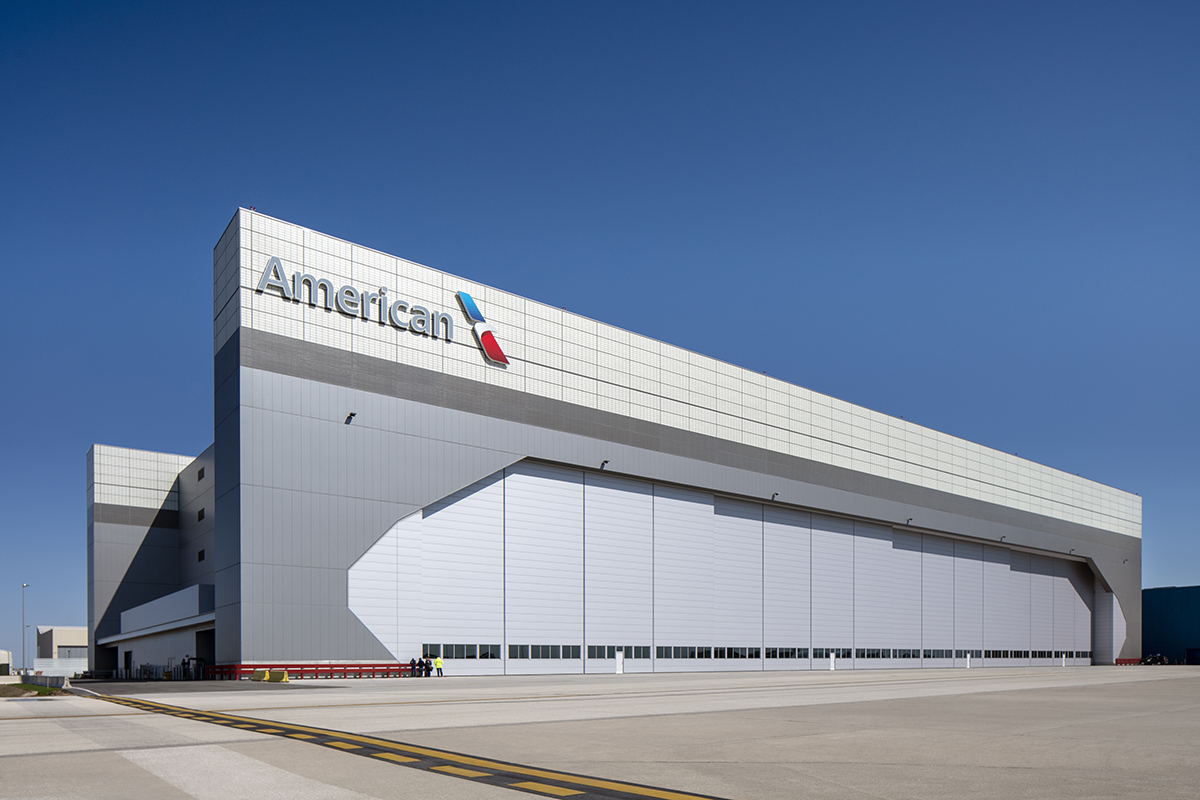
left=205, top=662, right=414, bottom=680
left=1115, top=658, right=1140, bottom=666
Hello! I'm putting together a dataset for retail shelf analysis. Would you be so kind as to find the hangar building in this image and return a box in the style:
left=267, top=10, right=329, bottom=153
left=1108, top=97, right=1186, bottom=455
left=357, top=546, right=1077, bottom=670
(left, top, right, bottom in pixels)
left=87, top=209, right=1142, bottom=676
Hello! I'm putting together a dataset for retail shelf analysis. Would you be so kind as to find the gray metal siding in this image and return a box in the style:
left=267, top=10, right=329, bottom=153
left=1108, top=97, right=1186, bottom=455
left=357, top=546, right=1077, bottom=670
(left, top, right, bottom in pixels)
left=583, top=473, right=654, bottom=674
left=853, top=521, right=894, bottom=669
left=653, top=485, right=715, bottom=672
left=811, top=514, right=854, bottom=661
left=503, top=462, right=583, bottom=674
left=954, top=540, right=984, bottom=663
left=890, top=530, right=923, bottom=667
left=712, top=498, right=764, bottom=670
left=763, top=507, right=811, bottom=670
left=921, top=534, right=955, bottom=663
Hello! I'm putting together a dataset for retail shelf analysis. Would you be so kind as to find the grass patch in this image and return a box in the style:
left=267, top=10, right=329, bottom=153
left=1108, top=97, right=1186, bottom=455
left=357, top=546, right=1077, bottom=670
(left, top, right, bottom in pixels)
left=0, top=683, right=70, bottom=697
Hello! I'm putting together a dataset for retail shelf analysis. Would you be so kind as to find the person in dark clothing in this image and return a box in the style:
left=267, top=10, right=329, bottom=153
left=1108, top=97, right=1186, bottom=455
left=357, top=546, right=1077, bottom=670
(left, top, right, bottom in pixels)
left=409, top=657, right=417, bottom=677
left=424, top=657, right=432, bottom=677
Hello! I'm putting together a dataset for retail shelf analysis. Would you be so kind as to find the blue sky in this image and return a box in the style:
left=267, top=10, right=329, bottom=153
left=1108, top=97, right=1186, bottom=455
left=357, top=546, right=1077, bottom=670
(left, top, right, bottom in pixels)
left=1, top=1, right=1196, bottom=661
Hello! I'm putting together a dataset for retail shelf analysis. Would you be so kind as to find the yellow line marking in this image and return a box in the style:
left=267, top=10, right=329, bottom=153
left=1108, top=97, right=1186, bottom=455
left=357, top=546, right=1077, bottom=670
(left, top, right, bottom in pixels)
left=511, top=781, right=584, bottom=796
left=289, top=733, right=317, bottom=740
left=433, top=765, right=491, bottom=778
left=326, top=741, right=361, bottom=750
left=232, top=724, right=258, bottom=729
left=258, top=729, right=284, bottom=734
left=373, top=752, right=418, bottom=763
left=95, top=696, right=722, bottom=800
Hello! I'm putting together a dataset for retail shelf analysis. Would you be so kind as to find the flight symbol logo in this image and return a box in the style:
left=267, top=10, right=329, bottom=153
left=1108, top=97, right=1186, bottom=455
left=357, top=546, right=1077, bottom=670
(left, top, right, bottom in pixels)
left=456, top=291, right=509, bottom=365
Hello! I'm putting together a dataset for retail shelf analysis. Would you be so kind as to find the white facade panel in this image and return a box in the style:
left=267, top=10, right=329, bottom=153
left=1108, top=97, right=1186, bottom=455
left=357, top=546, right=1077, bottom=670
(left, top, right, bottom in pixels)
left=713, top=498, right=764, bottom=670
left=504, top=462, right=583, bottom=674
left=231, top=211, right=1142, bottom=540
left=653, top=485, right=715, bottom=672
left=583, top=473, right=654, bottom=674
left=763, top=507, right=811, bottom=670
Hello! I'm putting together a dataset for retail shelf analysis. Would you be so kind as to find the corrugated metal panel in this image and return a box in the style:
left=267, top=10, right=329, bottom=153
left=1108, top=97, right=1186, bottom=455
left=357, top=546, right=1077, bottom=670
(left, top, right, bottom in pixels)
left=764, top=507, right=811, bottom=670
left=853, top=521, right=894, bottom=669
left=811, top=513, right=854, bottom=663
left=1030, top=554, right=1055, bottom=662
left=953, top=540, right=983, bottom=664
left=891, top=530, right=922, bottom=668
left=421, top=473, right=505, bottom=674
left=713, top=497, right=763, bottom=670
left=921, top=534, right=954, bottom=664
left=504, top=462, right=583, bottom=674
left=982, top=545, right=1009, bottom=664
left=583, top=473, right=654, bottom=674
left=348, top=514, right=404, bottom=658
left=653, top=485, right=715, bottom=672
left=1053, top=557, right=1077, bottom=657
left=1008, top=554, right=1036, bottom=666
left=1070, top=561, right=1094, bottom=663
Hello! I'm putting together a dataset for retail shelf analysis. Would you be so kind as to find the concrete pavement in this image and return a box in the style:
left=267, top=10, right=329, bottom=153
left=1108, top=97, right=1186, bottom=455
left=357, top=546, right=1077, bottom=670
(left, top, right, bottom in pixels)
left=2, top=667, right=1198, bottom=799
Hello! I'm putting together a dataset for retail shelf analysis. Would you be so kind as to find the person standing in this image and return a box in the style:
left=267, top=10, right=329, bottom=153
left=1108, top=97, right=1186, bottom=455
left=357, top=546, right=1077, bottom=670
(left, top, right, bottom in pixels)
left=434, top=653, right=444, bottom=677
left=409, top=657, right=417, bottom=677
left=424, top=656, right=432, bottom=677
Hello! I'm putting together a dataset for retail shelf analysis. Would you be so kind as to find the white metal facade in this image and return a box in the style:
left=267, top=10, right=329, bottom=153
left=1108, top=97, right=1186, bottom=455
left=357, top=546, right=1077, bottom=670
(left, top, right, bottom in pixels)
left=350, top=461, right=1098, bottom=674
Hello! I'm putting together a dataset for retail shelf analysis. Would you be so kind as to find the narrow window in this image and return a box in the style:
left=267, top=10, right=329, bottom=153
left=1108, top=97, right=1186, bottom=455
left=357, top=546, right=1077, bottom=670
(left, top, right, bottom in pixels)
left=197, top=508, right=205, bottom=522
left=197, top=467, right=205, bottom=481
left=197, top=549, right=205, bottom=562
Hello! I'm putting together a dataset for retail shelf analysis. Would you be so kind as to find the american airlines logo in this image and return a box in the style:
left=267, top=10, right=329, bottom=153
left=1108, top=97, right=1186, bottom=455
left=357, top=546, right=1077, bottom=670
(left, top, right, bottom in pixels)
left=456, top=291, right=509, bottom=365
left=254, top=257, right=510, bottom=366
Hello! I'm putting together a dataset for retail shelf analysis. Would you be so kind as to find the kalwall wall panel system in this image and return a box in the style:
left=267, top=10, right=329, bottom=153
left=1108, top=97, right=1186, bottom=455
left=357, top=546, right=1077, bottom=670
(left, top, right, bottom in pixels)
left=713, top=498, right=764, bottom=670
left=811, top=514, right=854, bottom=663
left=853, top=522, right=894, bottom=669
left=503, top=462, right=583, bottom=675
left=891, top=530, right=923, bottom=667
left=653, top=485, right=716, bottom=672
left=763, top=508, right=811, bottom=671
left=583, top=473, right=654, bottom=674
left=921, top=534, right=955, bottom=666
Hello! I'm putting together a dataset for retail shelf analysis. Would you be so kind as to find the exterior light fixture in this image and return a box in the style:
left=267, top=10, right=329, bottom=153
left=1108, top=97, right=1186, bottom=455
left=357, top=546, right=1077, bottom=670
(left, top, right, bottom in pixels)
left=600, top=460, right=609, bottom=470
left=345, top=413, right=356, bottom=425
left=771, top=492, right=779, bottom=501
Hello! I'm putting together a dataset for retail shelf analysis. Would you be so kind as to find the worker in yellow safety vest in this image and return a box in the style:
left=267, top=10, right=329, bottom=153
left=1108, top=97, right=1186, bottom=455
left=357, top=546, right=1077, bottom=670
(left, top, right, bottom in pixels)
left=434, top=654, right=444, bottom=677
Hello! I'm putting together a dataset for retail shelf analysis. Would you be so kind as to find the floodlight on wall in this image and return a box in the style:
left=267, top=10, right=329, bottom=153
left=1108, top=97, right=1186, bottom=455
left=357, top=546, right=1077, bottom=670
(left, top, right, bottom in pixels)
left=600, top=460, right=609, bottom=470
left=906, top=518, right=913, bottom=525
left=345, top=413, right=356, bottom=425
left=771, top=493, right=779, bottom=501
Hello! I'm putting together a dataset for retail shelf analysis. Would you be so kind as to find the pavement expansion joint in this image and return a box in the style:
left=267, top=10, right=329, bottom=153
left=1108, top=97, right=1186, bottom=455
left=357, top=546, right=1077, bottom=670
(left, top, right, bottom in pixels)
left=90, top=693, right=730, bottom=800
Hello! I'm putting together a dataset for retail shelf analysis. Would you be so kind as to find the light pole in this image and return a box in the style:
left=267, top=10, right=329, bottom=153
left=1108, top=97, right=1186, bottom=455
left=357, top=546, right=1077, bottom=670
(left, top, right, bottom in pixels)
left=21, top=583, right=29, bottom=675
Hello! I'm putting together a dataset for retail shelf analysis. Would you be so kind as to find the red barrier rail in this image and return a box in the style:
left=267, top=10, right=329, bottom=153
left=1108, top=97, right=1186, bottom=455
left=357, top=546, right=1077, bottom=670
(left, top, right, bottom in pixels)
left=205, top=663, right=414, bottom=680
left=1115, top=658, right=1141, bottom=666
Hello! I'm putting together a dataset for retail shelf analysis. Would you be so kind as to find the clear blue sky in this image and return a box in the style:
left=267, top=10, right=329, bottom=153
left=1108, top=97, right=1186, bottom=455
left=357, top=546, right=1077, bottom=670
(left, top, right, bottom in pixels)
left=1, top=1, right=1196, bottom=661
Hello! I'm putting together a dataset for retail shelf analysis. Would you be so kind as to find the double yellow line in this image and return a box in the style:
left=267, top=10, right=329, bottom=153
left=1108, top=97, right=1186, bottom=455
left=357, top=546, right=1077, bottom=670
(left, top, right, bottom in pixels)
left=98, top=694, right=726, bottom=800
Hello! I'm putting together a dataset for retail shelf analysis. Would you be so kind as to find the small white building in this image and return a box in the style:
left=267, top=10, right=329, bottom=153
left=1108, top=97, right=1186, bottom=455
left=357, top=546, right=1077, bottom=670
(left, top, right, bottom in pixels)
left=34, top=626, right=88, bottom=677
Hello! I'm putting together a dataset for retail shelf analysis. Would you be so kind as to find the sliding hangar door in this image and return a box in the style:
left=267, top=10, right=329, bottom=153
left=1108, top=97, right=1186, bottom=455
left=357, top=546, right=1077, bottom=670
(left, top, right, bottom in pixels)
left=349, top=461, right=1095, bottom=674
